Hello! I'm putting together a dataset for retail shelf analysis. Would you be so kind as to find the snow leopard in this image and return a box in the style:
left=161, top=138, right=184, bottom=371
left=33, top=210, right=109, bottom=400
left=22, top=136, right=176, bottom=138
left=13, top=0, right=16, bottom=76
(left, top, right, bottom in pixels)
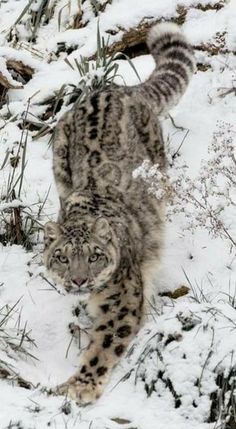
left=44, top=22, right=195, bottom=405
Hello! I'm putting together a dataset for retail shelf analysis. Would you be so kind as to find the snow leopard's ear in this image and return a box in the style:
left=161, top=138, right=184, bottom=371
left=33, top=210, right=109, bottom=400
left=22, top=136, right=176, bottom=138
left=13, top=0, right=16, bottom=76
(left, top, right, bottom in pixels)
left=92, top=217, right=111, bottom=243
left=44, top=221, right=61, bottom=244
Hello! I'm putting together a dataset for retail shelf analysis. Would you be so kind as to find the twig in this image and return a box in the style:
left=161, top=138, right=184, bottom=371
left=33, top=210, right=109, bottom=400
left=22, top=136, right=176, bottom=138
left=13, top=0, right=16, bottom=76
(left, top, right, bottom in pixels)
left=172, top=129, right=190, bottom=160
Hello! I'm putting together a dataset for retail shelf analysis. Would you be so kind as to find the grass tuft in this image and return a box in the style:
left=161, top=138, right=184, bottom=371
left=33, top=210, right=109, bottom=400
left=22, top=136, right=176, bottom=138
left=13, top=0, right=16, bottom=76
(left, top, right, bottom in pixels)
left=0, top=300, right=37, bottom=389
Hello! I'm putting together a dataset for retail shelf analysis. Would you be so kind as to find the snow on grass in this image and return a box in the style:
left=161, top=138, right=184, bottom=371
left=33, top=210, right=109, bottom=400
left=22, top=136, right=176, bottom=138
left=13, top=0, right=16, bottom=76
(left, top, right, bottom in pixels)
left=0, top=0, right=236, bottom=428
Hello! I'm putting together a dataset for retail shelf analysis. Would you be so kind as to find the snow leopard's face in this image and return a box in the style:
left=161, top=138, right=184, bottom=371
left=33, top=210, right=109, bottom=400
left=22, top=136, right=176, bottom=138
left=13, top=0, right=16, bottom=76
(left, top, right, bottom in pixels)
left=43, top=218, right=120, bottom=296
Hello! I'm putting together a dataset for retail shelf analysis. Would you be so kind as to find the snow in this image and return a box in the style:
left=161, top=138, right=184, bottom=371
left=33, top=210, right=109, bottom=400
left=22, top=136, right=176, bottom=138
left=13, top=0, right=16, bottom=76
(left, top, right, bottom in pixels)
left=0, top=0, right=236, bottom=428
left=0, top=57, right=23, bottom=88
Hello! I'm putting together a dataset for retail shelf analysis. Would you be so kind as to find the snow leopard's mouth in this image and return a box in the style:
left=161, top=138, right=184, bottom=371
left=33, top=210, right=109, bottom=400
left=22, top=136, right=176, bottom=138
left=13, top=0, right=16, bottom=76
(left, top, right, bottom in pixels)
left=66, top=279, right=93, bottom=295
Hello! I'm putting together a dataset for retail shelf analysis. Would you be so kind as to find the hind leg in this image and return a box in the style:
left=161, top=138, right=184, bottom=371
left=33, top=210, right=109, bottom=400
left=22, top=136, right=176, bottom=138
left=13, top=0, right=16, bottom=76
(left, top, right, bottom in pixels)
left=53, top=112, right=73, bottom=202
left=141, top=259, right=161, bottom=323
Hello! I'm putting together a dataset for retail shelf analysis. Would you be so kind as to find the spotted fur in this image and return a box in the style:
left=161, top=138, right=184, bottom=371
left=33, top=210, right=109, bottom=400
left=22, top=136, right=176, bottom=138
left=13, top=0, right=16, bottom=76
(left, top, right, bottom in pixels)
left=44, top=23, right=195, bottom=405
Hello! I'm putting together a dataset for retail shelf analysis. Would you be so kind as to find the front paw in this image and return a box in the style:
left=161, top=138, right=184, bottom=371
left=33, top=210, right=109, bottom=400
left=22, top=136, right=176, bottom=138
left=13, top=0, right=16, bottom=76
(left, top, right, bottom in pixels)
left=55, top=376, right=104, bottom=405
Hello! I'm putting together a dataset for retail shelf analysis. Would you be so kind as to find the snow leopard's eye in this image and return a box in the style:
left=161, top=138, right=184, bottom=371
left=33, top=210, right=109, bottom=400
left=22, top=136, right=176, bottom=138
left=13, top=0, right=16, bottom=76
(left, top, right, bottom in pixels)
left=58, top=255, right=69, bottom=264
left=89, top=253, right=99, bottom=263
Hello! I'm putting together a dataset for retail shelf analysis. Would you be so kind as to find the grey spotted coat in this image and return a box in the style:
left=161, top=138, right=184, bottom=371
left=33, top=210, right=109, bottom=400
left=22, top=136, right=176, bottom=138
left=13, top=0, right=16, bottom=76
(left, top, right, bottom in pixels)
left=44, top=22, right=195, bottom=405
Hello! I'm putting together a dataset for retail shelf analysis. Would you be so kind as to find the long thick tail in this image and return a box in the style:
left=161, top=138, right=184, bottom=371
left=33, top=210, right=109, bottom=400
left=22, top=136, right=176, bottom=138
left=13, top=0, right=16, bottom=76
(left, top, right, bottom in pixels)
left=137, top=23, right=195, bottom=114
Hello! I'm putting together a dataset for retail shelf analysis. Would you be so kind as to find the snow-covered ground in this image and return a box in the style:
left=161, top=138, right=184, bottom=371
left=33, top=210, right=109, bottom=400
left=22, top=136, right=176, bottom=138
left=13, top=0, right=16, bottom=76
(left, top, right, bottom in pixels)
left=0, top=0, right=235, bottom=428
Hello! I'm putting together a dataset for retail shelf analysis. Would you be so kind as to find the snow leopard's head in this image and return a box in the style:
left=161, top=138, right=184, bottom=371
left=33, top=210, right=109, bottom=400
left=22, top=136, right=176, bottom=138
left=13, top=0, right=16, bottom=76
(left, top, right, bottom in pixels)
left=43, top=218, right=120, bottom=296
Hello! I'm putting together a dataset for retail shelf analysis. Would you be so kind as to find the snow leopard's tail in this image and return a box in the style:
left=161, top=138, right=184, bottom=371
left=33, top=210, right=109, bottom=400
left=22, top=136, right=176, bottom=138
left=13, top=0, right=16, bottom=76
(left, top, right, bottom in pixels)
left=138, top=23, right=195, bottom=114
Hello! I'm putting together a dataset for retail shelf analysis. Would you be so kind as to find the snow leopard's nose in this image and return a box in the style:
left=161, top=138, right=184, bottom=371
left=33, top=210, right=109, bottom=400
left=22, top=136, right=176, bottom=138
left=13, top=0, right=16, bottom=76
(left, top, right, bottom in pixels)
left=72, top=277, right=87, bottom=287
